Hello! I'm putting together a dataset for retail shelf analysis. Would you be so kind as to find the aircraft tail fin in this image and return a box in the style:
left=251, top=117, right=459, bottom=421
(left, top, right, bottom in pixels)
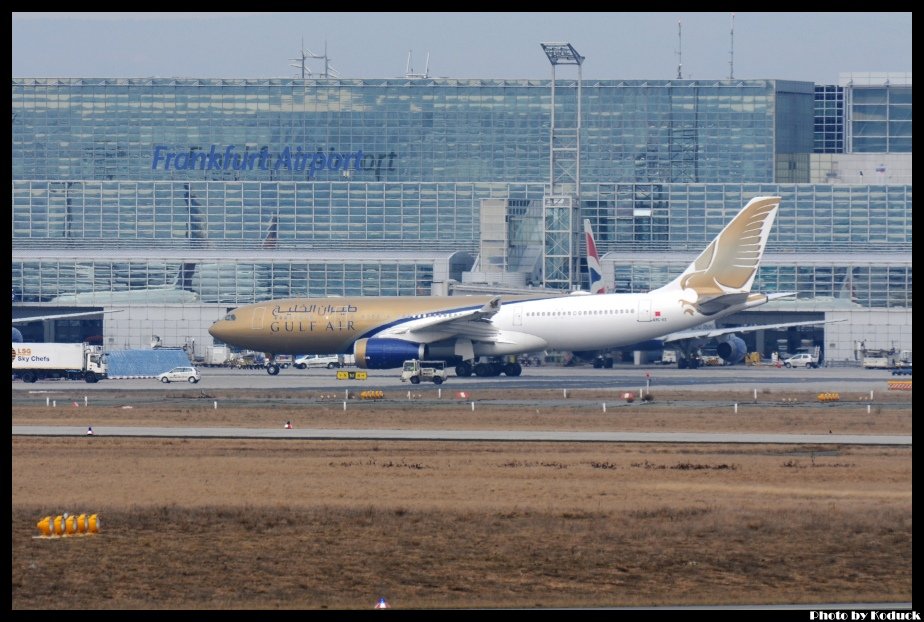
left=838, top=268, right=859, bottom=303
left=262, top=213, right=279, bottom=249
left=661, top=196, right=781, bottom=299
left=177, top=263, right=196, bottom=290
left=583, top=219, right=605, bottom=294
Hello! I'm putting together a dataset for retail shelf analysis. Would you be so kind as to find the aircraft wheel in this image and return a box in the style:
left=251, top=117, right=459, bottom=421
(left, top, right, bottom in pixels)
left=604, top=358, right=614, bottom=369
left=474, top=364, right=491, bottom=377
left=504, top=363, right=522, bottom=377
left=455, top=363, right=472, bottom=377
left=266, top=364, right=280, bottom=375
left=593, top=359, right=603, bottom=369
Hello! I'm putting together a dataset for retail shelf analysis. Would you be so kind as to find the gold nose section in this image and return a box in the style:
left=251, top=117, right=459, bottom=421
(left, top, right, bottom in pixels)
left=208, top=320, right=230, bottom=342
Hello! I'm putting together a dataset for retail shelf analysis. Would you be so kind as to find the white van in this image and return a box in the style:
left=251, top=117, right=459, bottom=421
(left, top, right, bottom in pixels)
left=294, top=355, right=345, bottom=369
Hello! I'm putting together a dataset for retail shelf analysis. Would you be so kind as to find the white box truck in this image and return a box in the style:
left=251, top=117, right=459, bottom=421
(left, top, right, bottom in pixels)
left=12, top=342, right=108, bottom=383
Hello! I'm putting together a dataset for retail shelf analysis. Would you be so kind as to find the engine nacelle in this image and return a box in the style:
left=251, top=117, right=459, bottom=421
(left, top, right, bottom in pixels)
left=353, top=338, right=425, bottom=369
left=716, top=335, right=747, bottom=365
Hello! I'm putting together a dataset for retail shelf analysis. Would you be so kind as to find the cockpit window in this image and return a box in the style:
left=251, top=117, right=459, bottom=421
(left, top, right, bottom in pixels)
left=223, top=313, right=236, bottom=321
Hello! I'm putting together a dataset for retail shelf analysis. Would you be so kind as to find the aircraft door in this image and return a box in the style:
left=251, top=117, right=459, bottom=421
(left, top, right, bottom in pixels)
left=637, top=298, right=652, bottom=322
left=513, top=308, right=523, bottom=326
left=250, top=306, right=265, bottom=330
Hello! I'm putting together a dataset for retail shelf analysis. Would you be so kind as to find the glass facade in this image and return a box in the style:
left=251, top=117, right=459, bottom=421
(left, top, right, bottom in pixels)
left=838, top=73, right=913, bottom=154
left=11, top=257, right=436, bottom=305
left=814, top=85, right=844, bottom=153
left=13, top=78, right=798, bottom=185
left=10, top=76, right=912, bottom=336
left=12, top=181, right=911, bottom=308
left=848, top=84, right=913, bottom=153
left=11, top=180, right=484, bottom=249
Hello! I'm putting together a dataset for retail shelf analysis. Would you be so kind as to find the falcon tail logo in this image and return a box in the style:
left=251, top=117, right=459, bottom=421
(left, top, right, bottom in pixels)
left=671, top=197, right=780, bottom=315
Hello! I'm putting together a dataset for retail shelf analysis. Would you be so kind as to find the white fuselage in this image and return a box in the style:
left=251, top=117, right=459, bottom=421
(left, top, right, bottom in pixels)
left=464, top=291, right=707, bottom=355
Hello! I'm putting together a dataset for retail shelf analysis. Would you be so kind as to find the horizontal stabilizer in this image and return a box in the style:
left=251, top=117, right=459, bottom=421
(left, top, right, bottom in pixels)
left=692, top=293, right=750, bottom=315
left=664, top=318, right=846, bottom=343
left=765, top=292, right=798, bottom=301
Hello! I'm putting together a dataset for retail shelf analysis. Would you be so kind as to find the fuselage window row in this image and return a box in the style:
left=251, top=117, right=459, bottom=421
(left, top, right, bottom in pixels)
left=527, top=309, right=632, bottom=317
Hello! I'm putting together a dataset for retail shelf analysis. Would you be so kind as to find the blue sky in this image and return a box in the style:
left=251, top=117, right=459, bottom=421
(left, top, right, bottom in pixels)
left=12, top=12, right=912, bottom=83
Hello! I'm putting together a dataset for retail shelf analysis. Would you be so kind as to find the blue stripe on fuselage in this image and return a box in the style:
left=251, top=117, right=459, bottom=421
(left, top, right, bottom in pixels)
left=354, top=296, right=560, bottom=342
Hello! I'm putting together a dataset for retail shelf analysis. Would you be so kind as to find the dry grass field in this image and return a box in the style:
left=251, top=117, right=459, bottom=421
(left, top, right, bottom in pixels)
left=11, top=388, right=912, bottom=609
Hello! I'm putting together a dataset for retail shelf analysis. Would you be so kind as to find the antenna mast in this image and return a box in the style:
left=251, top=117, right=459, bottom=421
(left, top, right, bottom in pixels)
left=405, top=50, right=431, bottom=78
left=290, top=38, right=340, bottom=79
left=676, top=20, right=683, bottom=79
left=728, top=13, right=735, bottom=80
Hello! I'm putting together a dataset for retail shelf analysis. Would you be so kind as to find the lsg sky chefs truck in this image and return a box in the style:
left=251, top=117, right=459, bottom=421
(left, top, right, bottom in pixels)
left=12, top=342, right=108, bottom=383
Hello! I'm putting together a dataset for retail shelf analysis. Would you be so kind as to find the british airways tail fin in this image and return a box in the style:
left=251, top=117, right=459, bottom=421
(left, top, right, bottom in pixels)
left=584, top=219, right=605, bottom=294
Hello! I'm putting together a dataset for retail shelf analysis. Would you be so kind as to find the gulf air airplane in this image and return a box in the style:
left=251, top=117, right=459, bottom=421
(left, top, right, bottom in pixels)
left=209, top=196, right=795, bottom=377
left=576, top=213, right=837, bottom=369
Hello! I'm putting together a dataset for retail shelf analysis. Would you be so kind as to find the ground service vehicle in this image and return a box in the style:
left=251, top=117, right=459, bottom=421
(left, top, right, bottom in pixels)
left=890, top=350, right=911, bottom=375
left=862, top=349, right=896, bottom=369
left=12, top=342, right=108, bottom=383
left=400, top=359, right=448, bottom=384
left=157, top=366, right=201, bottom=383
left=659, top=350, right=678, bottom=365
left=203, top=345, right=229, bottom=367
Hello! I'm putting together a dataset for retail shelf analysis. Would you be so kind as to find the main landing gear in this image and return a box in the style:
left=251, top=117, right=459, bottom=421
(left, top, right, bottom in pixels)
left=455, top=359, right=522, bottom=377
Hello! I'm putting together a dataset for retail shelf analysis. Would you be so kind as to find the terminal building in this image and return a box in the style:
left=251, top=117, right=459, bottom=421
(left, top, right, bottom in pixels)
left=11, top=59, right=911, bottom=366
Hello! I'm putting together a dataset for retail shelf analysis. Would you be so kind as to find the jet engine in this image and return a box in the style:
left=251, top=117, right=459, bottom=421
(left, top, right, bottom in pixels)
left=353, top=338, right=425, bottom=369
left=716, top=335, right=747, bottom=365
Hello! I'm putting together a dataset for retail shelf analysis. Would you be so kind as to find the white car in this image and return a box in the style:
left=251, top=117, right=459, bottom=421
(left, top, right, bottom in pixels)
left=293, top=355, right=343, bottom=370
left=782, top=353, right=819, bottom=369
left=157, top=366, right=201, bottom=383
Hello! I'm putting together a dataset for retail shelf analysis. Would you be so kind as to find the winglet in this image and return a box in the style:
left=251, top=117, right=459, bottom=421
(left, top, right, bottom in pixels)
left=478, top=296, right=502, bottom=317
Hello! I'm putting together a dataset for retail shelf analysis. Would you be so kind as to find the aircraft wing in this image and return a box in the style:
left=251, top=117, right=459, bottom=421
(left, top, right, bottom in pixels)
left=662, top=318, right=845, bottom=343
left=378, top=296, right=503, bottom=343
left=12, top=310, right=123, bottom=324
